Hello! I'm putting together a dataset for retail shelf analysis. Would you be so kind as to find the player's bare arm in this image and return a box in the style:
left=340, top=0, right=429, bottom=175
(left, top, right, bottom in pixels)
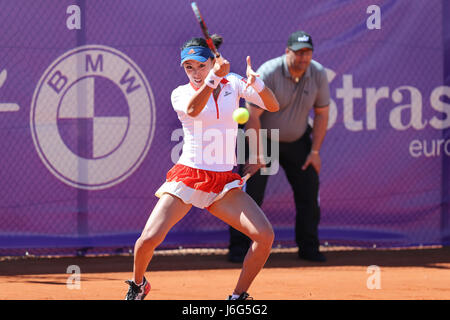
left=245, top=56, right=279, bottom=112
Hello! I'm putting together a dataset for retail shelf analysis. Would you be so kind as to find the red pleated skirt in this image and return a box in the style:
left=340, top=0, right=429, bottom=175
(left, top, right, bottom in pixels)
left=155, top=164, right=245, bottom=208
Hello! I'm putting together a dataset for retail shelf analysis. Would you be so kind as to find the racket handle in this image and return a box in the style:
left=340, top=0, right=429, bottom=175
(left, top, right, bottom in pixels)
left=206, top=38, right=220, bottom=57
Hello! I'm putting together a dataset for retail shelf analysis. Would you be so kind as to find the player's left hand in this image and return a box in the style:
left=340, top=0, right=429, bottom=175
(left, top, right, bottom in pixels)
left=302, top=152, right=321, bottom=174
left=245, top=56, right=260, bottom=90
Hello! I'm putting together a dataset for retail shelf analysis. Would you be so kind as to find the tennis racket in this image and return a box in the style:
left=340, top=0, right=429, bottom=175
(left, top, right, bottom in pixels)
left=191, top=2, right=220, bottom=58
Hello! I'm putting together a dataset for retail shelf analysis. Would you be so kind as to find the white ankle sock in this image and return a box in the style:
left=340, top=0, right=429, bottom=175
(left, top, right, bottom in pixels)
left=231, top=293, right=240, bottom=300
left=134, top=280, right=143, bottom=286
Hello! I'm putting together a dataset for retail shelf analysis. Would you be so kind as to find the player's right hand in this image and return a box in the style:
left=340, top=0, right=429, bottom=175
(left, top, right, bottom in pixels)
left=213, top=55, right=230, bottom=78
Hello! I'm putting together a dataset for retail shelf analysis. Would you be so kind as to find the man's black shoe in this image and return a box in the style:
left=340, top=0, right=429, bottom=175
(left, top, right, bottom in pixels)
left=298, top=250, right=327, bottom=262
left=228, top=252, right=246, bottom=263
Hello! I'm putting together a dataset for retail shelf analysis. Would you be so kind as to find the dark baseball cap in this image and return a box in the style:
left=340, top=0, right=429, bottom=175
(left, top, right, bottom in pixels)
left=287, top=30, right=314, bottom=51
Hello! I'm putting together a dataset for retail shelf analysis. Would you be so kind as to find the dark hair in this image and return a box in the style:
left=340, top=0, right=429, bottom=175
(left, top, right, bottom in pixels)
left=181, top=34, right=223, bottom=51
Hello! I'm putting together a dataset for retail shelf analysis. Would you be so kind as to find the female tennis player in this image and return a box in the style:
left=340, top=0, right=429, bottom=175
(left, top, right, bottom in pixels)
left=125, top=35, right=279, bottom=300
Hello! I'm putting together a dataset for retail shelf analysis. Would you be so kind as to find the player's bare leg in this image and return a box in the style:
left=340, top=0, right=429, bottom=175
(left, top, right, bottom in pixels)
left=208, top=188, right=274, bottom=296
left=133, top=194, right=192, bottom=285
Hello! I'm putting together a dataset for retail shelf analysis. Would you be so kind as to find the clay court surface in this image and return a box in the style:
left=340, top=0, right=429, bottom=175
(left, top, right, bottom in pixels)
left=1, top=246, right=449, bottom=300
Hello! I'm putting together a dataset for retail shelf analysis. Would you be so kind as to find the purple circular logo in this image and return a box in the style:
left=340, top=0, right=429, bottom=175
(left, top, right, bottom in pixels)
left=31, top=45, right=156, bottom=190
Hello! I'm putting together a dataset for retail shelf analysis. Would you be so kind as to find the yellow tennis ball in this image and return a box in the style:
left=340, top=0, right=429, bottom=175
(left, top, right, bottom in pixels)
left=232, top=107, right=249, bottom=124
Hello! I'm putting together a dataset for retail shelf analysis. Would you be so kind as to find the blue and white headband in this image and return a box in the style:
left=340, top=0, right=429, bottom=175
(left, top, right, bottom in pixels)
left=180, top=46, right=215, bottom=65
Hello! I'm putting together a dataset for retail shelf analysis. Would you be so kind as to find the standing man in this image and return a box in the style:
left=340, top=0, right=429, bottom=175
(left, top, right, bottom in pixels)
left=229, top=30, right=330, bottom=263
